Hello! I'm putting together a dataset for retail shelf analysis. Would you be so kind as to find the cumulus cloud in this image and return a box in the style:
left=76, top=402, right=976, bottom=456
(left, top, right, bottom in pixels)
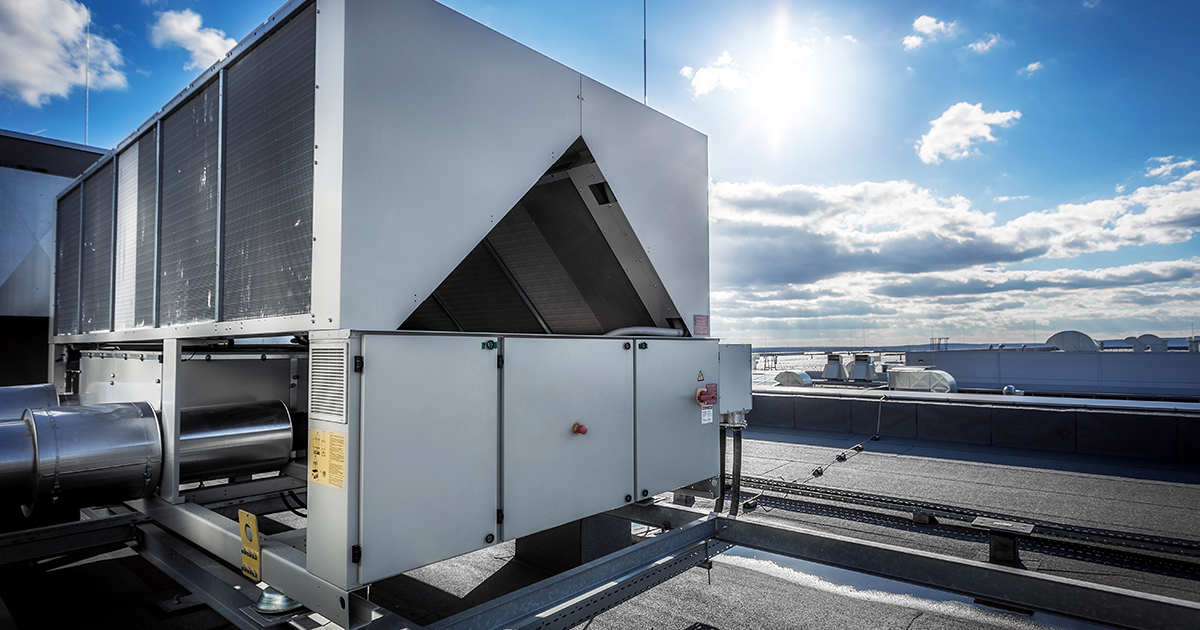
left=994, top=195, right=1030, bottom=202
left=1019, top=61, right=1043, bottom=76
left=902, top=36, right=924, bottom=50
left=1146, top=156, right=1196, bottom=179
left=710, top=167, right=1200, bottom=291
left=873, top=260, right=1200, bottom=298
left=0, top=0, right=127, bottom=106
left=916, top=102, right=1021, bottom=164
left=679, top=50, right=747, bottom=97
left=912, top=16, right=955, bottom=36
left=967, top=34, right=1003, bottom=53
left=150, top=9, right=236, bottom=71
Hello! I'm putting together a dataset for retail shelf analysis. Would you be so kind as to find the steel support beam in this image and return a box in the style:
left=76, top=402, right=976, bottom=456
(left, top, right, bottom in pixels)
left=0, top=512, right=148, bottom=565
left=715, top=516, right=1200, bottom=630
left=429, top=517, right=723, bottom=630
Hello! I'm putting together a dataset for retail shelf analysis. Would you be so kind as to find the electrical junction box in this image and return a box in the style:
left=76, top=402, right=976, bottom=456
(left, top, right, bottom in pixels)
left=718, top=344, right=753, bottom=415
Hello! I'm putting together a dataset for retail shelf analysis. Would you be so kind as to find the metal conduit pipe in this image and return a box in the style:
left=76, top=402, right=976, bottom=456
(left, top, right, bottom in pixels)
left=0, top=383, right=58, bottom=422
left=603, top=326, right=685, bottom=337
left=0, top=397, right=297, bottom=516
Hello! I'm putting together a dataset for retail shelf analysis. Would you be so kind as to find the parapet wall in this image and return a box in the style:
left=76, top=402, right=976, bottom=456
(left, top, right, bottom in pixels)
left=749, top=390, right=1200, bottom=465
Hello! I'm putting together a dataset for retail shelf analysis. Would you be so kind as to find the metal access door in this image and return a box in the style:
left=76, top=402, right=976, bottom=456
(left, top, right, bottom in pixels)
left=501, top=337, right=635, bottom=540
left=635, top=338, right=719, bottom=499
left=358, top=334, right=500, bottom=582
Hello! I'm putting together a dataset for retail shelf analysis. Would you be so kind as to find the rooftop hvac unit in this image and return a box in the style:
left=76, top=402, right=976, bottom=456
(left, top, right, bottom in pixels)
left=850, top=354, right=876, bottom=381
left=33, top=1, right=743, bottom=626
left=888, top=367, right=958, bottom=393
left=823, top=354, right=848, bottom=380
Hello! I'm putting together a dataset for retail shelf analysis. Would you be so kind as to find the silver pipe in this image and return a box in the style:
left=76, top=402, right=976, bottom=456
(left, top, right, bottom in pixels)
left=22, top=402, right=161, bottom=517
left=0, top=384, right=58, bottom=422
left=178, top=400, right=293, bottom=482
left=603, top=326, right=684, bottom=337
left=0, top=420, right=35, bottom=506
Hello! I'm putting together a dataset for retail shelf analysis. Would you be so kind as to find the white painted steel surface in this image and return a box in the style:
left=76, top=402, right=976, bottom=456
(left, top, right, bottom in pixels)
left=339, top=0, right=582, bottom=331
left=501, top=337, right=635, bottom=540
left=358, top=334, right=499, bottom=582
left=0, top=168, right=72, bottom=317
left=718, top=344, right=753, bottom=414
left=634, top=338, right=719, bottom=499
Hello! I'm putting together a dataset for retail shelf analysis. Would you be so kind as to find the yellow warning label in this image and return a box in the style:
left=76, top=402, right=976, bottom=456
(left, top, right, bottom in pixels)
left=309, top=428, right=346, bottom=489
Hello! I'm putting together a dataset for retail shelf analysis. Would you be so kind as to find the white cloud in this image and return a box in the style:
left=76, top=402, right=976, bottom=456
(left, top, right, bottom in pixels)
left=968, top=33, right=1003, bottom=53
left=682, top=50, right=747, bottom=97
left=1082, top=0, right=1101, bottom=8
left=1115, top=184, right=1126, bottom=193
left=1018, top=61, right=1043, bottom=76
left=994, top=195, right=1029, bottom=202
left=902, top=35, right=924, bottom=50
left=150, top=9, right=237, bottom=71
left=0, top=0, right=127, bottom=106
left=1146, top=156, right=1196, bottom=179
left=912, top=16, right=955, bottom=36
left=708, top=173, right=1200, bottom=344
left=843, top=35, right=858, bottom=44
left=916, top=102, right=1021, bottom=164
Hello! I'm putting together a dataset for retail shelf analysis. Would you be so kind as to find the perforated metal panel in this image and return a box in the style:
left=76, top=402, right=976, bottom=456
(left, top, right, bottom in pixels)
left=222, top=5, right=316, bottom=320
left=113, top=143, right=139, bottom=330
left=310, top=344, right=347, bottom=423
left=80, top=162, right=114, bottom=333
left=160, top=81, right=220, bottom=326
left=54, top=186, right=82, bottom=335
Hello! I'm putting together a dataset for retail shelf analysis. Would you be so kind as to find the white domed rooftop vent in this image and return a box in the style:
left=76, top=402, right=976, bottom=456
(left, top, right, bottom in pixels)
left=1046, top=330, right=1099, bottom=352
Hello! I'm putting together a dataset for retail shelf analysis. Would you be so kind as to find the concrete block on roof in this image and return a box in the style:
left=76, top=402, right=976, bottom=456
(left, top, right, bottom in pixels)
left=917, top=403, right=992, bottom=445
left=850, top=399, right=917, bottom=438
left=991, top=407, right=1076, bottom=452
left=747, top=394, right=795, bottom=428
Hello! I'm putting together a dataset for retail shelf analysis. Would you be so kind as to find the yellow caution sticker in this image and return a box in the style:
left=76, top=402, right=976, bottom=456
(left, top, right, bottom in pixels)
left=309, top=428, right=347, bottom=489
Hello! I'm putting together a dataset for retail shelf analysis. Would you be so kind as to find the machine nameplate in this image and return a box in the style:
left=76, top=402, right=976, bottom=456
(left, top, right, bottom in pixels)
left=238, top=510, right=261, bottom=581
left=309, top=429, right=346, bottom=489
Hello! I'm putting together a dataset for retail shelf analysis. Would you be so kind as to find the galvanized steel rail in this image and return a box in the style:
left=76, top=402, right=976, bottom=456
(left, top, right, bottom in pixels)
left=737, top=474, right=1200, bottom=558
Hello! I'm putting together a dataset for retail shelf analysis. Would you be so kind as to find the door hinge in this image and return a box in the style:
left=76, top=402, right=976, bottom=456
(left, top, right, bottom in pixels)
left=351, top=544, right=362, bottom=564
left=496, top=509, right=504, bottom=524
left=497, top=355, right=504, bottom=369
left=353, top=355, right=364, bottom=372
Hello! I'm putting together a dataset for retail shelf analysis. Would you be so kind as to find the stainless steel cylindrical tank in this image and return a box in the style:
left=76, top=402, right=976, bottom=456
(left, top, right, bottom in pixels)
left=178, top=400, right=293, bottom=482
left=0, top=383, right=58, bottom=422
left=22, top=402, right=161, bottom=516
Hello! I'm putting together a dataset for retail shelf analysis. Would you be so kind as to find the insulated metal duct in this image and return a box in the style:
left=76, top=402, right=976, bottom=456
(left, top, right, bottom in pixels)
left=0, top=394, right=297, bottom=516
left=0, top=383, right=58, bottom=422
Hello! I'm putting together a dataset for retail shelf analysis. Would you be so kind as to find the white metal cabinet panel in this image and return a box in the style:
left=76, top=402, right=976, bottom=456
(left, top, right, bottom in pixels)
left=502, top=337, right=634, bottom=540
left=718, top=343, right=753, bottom=415
left=635, top=338, right=719, bottom=498
left=581, top=77, right=709, bottom=336
left=358, top=334, right=500, bottom=582
left=339, top=0, right=582, bottom=331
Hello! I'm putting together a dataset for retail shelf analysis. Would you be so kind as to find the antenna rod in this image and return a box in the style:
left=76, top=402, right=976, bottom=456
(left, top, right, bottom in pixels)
left=85, top=7, right=90, bottom=145
left=643, top=0, right=647, bottom=104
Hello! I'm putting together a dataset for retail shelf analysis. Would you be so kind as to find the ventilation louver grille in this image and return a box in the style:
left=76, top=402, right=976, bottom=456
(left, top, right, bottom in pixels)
left=310, top=344, right=348, bottom=423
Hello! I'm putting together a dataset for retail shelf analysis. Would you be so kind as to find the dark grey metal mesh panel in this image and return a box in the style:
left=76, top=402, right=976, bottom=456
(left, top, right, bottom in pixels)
left=222, top=4, right=316, bottom=321
left=135, top=128, right=158, bottom=327
left=399, top=296, right=459, bottom=332
left=487, top=203, right=603, bottom=334
left=80, top=162, right=114, bottom=333
left=519, top=178, right=652, bottom=332
left=431, top=244, right=545, bottom=334
left=54, top=186, right=82, bottom=335
left=160, top=81, right=220, bottom=326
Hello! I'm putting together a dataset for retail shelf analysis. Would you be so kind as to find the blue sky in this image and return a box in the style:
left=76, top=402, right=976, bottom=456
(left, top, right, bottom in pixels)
left=2, top=0, right=1197, bottom=347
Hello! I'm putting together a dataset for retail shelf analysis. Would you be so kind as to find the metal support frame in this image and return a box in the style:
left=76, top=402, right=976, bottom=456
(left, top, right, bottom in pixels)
left=0, top=512, right=148, bottom=565
left=160, top=338, right=183, bottom=503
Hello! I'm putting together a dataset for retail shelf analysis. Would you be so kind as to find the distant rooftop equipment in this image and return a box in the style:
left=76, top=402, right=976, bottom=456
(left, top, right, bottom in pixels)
left=1046, top=330, right=1099, bottom=352
left=1190, top=337, right=1199, bottom=353
left=930, top=337, right=949, bottom=351
left=822, top=354, right=848, bottom=380
left=888, top=367, right=957, bottom=393
left=850, top=354, right=876, bottom=381
left=1125, top=334, right=1167, bottom=353
left=753, top=371, right=812, bottom=388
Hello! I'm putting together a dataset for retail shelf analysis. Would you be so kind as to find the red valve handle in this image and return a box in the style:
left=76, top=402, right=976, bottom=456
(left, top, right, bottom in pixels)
left=572, top=422, right=588, bottom=435
left=696, top=383, right=718, bottom=406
